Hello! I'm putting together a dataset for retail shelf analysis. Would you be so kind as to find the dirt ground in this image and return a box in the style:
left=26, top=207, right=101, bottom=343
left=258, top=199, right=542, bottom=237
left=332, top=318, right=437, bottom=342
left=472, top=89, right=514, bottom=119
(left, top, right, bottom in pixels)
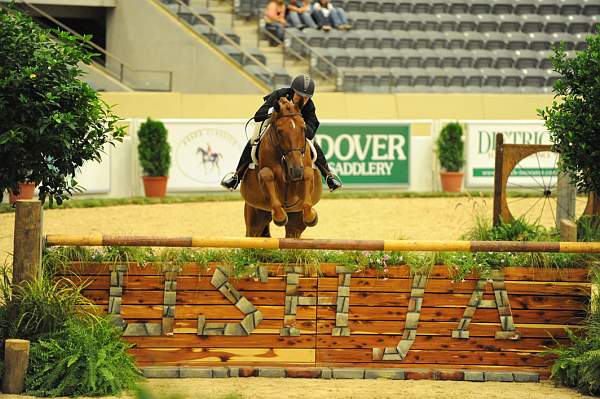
left=0, top=196, right=567, bottom=263
left=0, top=197, right=587, bottom=398
left=0, top=379, right=588, bottom=399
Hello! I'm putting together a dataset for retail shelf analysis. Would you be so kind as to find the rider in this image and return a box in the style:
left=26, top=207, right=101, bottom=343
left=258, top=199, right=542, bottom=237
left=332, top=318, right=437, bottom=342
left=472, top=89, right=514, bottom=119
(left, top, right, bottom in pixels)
left=220, top=74, right=343, bottom=192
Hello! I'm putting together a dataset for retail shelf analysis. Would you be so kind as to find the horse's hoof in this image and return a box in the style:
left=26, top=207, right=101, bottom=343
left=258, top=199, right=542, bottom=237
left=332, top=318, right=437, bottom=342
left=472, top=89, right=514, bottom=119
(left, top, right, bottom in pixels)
left=304, top=212, right=318, bottom=227
left=273, top=213, right=288, bottom=226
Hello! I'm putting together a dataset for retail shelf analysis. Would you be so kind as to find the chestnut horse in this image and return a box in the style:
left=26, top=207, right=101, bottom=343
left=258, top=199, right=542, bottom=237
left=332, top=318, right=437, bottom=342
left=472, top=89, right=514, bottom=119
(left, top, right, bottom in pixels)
left=240, top=97, right=322, bottom=238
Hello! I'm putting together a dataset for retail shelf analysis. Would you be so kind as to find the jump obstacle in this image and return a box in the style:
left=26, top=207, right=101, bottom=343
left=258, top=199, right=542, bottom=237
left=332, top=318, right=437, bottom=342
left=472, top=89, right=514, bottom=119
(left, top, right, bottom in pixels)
left=11, top=201, right=599, bottom=381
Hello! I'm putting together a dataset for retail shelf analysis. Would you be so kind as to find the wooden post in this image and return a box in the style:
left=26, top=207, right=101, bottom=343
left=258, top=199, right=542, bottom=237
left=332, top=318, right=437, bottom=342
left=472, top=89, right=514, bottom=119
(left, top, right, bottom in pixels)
left=12, top=200, right=43, bottom=285
left=2, top=339, right=30, bottom=394
left=556, top=171, right=576, bottom=230
left=560, top=219, right=578, bottom=242
left=493, top=134, right=504, bottom=226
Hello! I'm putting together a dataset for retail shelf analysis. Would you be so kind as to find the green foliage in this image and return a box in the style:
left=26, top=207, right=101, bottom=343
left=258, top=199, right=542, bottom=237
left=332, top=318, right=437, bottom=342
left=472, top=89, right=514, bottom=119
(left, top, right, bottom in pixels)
left=0, top=267, right=98, bottom=344
left=137, top=118, right=171, bottom=177
left=436, top=122, right=464, bottom=172
left=26, top=317, right=141, bottom=397
left=546, top=270, right=600, bottom=395
left=578, top=215, right=600, bottom=242
left=538, top=33, right=600, bottom=195
left=0, top=4, right=124, bottom=204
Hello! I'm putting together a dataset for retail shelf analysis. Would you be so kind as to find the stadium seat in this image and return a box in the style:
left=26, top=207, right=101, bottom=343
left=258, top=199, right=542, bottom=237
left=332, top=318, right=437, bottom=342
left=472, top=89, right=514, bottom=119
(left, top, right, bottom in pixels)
left=550, top=32, right=576, bottom=50
left=482, top=67, right=503, bottom=87
left=494, top=49, right=516, bottom=68
left=379, top=0, right=398, bottom=13
left=521, top=14, right=546, bottom=33
left=485, top=32, right=508, bottom=50
left=438, top=14, right=459, bottom=32
left=582, top=0, right=600, bottom=16
left=492, top=0, right=515, bottom=15
left=431, top=0, right=450, bottom=14
left=457, top=14, right=478, bottom=32
left=567, top=15, right=593, bottom=34
left=244, top=65, right=272, bottom=85
left=363, top=0, right=380, bottom=12
left=464, top=31, right=486, bottom=49
left=445, top=31, right=467, bottom=49
left=506, top=32, right=530, bottom=49
left=559, top=0, right=582, bottom=15
left=369, top=49, right=388, bottom=67
left=500, top=68, right=523, bottom=88
left=521, top=69, right=547, bottom=88
left=515, top=49, right=540, bottom=68
left=421, top=49, right=441, bottom=67
left=325, top=30, right=346, bottom=48
left=192, top=24, right=216, bottom=43
left=537, top=0, right=561, bottom=16
left=514, top=0, right=538, bottom=15
left=473, top=49, right=494, bottom=68
left=499, top=15, right=522, bottom=33
left=478, top=15, right=500, bottom=33
left=529, top=32, right=553, bottom=50
left=538, top=50, right=553, bottom=69
left=545, top=15, right=568, bottom=33
left=470, top=0, right=493, bottom=15
left=271, top=67, right=292, bottom=87
left=449, top=1, right=470, bottom=15
left=465, top=68, right=484, bottom=88
left=428, top=67, right=449, bottom=87
left=413, top=0, right=431, bottom=14
left=377, top=30, right=397, bottom=49
left=429, top=31, right=449, bottom=49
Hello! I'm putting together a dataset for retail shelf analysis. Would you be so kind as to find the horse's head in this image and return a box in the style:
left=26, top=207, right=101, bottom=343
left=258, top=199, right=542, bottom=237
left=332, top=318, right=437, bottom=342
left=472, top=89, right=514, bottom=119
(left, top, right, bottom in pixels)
left=272, top=97, right=306, bottom=181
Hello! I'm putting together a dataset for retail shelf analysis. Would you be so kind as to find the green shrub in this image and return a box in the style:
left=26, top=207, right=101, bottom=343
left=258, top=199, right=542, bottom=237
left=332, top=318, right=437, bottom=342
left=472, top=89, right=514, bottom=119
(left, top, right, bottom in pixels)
left=578, top=215, right=600, bottom=242
left=26, top=317, right=141, bottom=397
left=138, top=118, right=171, bottom=177
left=0, top=267, right=97, bottom=344
left=546, top=270, right=600, bottom=395
left=436, top=122, right=464, bottom=172
left=539, top=32, right=600, bottom=195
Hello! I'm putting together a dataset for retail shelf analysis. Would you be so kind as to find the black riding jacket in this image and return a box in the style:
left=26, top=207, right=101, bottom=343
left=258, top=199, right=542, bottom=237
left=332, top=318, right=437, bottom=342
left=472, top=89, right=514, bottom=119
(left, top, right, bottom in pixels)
left=253, top=87, right=320, bottom=140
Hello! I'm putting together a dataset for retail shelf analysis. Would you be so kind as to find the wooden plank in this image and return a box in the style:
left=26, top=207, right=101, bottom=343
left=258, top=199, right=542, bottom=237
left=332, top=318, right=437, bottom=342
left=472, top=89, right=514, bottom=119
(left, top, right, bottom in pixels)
left=128, top=348, right=316, bottom=364
left=316, top=320, right=579, bottom=338
left=65, top=263, right=590, bottom=283
left=173, top=319, right=316, bottom=335
left=345, top=292, right=587, bottom=310
left=317, top=306, right=585, bottom=324
left=125, top=334, right=315, bottom=348
left=316, top=349, right=551, bottom=367
left=120, top=305, right=316, bottom=320
left=315, top=335, right=565, bottom=351
left=82, top=290, right=291, bottom=306
left=318, top=278, right=590, bottom=296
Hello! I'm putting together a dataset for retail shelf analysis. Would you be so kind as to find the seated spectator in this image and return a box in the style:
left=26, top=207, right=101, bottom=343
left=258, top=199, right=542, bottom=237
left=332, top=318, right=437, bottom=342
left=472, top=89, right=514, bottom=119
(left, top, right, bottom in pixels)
left=287, top=0, right=318, bottom=29
left=264, top=0, right=286, bottom=46
left=311, top=0, right=351, bottom=31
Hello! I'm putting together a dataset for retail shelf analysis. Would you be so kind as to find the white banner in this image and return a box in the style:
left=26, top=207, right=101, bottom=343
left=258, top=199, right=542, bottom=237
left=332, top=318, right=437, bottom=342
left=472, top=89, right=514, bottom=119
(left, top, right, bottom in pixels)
left=466, top=121, right=556, bottom=188
left=162, top=119, right=248, bottom=191
left=74, top=144, right=112, bottom=194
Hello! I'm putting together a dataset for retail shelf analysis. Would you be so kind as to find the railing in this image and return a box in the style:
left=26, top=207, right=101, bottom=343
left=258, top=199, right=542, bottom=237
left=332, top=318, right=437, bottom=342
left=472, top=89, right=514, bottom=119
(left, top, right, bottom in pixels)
left=14, top=0, right=174, bottom=91
left=256, top=18, right=340, bottom=87
left=159, top=0, right=275, bottom=88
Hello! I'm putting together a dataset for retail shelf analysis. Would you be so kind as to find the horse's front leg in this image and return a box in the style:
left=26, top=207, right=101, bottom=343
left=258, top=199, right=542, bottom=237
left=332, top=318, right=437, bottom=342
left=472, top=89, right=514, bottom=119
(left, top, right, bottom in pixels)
left=302, top=166, right=318, bottom=226
left=258, top=166, right=288, bottom=226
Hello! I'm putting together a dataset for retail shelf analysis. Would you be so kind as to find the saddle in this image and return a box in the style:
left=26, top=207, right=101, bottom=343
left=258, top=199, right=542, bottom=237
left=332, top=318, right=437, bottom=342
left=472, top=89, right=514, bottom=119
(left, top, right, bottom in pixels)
left=248, top=125, right=317, bottom=170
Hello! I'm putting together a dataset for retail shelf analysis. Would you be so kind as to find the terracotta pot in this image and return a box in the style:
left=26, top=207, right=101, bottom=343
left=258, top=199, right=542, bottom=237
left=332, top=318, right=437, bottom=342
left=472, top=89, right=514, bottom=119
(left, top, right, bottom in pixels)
left=8, top=182, right=36, bottom=204
left=142, top=176, right=168, bottom=198
left=440, top=171, right=463, bottom=193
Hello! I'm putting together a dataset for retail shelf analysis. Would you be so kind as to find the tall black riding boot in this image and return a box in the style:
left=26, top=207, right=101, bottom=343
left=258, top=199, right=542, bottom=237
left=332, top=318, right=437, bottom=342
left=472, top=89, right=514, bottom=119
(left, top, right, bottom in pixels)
left=221, top=141, right=252, bottom=190
left=314, top=142, right=343, bottom=192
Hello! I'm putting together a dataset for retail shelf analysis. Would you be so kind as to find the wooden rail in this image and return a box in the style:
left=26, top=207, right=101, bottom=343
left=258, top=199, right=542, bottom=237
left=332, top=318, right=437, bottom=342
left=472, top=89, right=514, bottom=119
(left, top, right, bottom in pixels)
left=45, top=234, right=600, bottom=253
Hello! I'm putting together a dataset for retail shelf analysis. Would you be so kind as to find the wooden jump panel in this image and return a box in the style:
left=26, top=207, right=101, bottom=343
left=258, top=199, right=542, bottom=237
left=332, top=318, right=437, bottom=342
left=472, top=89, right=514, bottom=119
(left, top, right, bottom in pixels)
left=62, top=263, right=590, bottom=372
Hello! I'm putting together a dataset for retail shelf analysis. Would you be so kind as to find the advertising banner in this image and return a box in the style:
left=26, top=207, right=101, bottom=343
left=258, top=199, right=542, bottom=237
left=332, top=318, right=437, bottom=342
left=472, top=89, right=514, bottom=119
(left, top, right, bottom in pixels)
left=466, top=121, right=556, bottom=188
left=164, top=120, right=247, bottom=191
left=315, top=122, right=411, bottom=186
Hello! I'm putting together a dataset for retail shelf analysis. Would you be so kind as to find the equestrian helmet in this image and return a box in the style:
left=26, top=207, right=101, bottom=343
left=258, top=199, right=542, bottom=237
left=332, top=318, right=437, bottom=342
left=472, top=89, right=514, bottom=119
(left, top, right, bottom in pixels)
left=291, top=74, right=315, bottom=98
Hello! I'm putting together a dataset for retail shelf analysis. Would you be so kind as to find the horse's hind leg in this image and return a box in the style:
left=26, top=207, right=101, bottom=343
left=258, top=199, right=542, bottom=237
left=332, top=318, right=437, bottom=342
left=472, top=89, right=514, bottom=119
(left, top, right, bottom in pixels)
left=285, top=212, right=306, bottom=238
left=244, top=203, right=272, bottom=237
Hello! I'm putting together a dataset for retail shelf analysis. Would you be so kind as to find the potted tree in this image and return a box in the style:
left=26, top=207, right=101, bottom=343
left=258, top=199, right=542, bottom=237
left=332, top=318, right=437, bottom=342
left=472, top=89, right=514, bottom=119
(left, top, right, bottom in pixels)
left=137, top=118, right=171, bottom=198
left=0, top=5, right=124, bottom=205
left=436, top=122, right=465, bottom=192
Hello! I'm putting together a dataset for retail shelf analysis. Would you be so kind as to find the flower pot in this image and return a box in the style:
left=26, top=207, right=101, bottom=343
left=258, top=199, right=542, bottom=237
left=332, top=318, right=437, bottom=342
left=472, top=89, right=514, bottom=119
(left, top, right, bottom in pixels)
left=8, top=182, right=36, bottom=204
left=142, top=176, right=168, bottom=198
left=440, top=171, right=463, bottom=193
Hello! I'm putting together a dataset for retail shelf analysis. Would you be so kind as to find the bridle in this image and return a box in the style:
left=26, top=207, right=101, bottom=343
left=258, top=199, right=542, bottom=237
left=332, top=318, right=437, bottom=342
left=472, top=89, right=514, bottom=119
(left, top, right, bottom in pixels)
left=269, top=111, right=306, bottom=162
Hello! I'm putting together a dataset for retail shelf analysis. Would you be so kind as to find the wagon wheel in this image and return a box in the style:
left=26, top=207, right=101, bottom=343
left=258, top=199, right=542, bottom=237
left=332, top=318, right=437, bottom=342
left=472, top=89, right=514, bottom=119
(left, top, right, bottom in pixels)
left=505, top=150, right=589, bottom=228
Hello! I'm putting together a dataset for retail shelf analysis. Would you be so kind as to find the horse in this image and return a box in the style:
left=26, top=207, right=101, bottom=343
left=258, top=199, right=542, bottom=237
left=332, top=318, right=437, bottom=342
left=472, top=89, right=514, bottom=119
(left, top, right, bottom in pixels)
left=196, top=147, right=223, bottom=172
left=240, top=97, right=322, bottom=238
